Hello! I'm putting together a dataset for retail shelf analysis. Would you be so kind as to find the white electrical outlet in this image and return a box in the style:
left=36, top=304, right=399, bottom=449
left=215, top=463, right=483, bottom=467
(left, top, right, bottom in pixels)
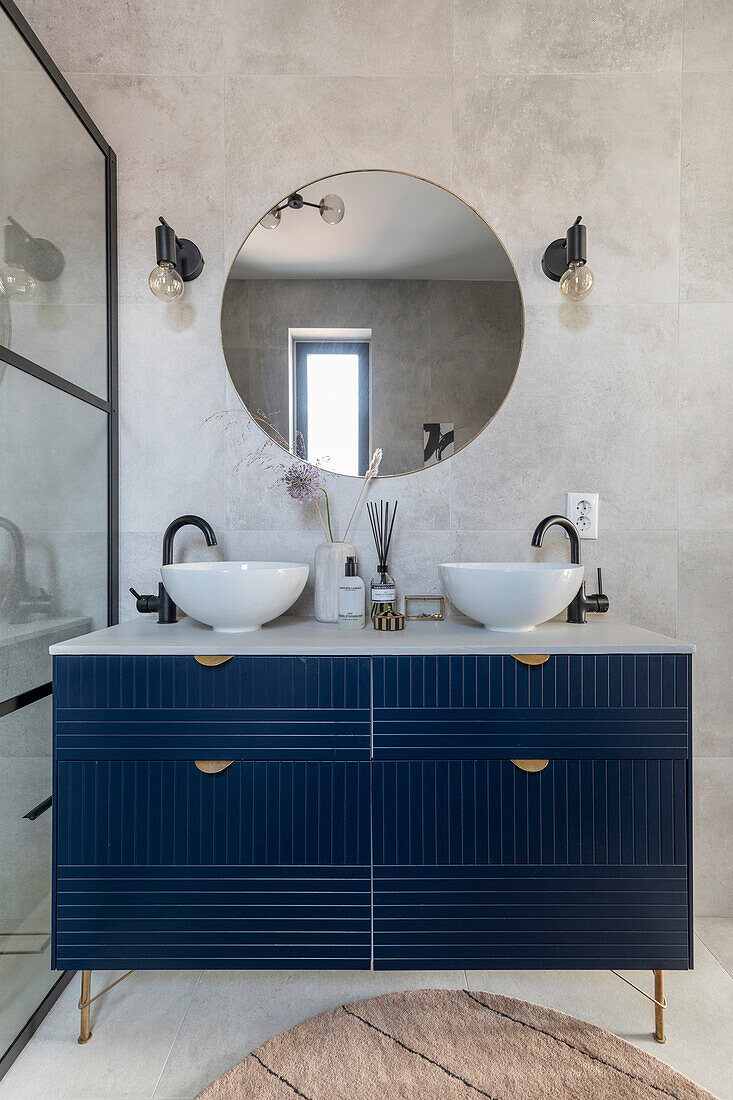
left=565, top=492, right=599, bottom=539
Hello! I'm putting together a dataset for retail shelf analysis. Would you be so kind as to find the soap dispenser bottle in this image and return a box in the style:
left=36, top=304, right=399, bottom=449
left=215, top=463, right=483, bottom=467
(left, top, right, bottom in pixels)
left=338, top=556, right=365, bottom=630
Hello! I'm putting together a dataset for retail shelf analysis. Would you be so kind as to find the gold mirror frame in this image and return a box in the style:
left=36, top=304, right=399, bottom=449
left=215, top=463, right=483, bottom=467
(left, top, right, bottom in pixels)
left=221, top=169, right=525, bottom=480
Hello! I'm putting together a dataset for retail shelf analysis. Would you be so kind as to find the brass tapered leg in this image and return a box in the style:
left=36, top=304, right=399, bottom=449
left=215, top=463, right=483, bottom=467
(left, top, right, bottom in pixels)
left=78, top=970, right=92, bottom=1044
left=653, top=970, right=666, bottom=1043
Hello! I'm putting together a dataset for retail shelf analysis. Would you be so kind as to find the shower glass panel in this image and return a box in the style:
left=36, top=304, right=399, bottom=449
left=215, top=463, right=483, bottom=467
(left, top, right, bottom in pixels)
left=0, top=15, right=108, bottom=396
left=0, top=0, right=116, bottom=1075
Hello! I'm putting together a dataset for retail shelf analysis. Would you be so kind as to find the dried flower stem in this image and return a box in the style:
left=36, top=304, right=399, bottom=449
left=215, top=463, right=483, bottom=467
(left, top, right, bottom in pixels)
left=343, top=448, right=383, bottom=542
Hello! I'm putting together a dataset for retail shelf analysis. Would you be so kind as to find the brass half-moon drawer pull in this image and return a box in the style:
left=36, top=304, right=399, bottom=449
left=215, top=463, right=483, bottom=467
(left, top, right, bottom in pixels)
left=511, top=654, right=550, bottom=666
left=194, top=655, right=234, bottom=667
left=195, top=760, right=234, bottom=774
left=511, top=759, right=549, bottom=773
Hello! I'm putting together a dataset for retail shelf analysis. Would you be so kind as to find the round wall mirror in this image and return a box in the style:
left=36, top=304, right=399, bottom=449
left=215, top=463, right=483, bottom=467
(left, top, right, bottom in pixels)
left=221, top=170, right=523, bottom=478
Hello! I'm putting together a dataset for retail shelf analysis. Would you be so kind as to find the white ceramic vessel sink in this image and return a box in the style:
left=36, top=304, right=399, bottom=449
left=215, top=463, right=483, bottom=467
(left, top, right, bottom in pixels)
left=161, top=561, right=309, bottom=632
left=440, top=561, right=584, bottom=632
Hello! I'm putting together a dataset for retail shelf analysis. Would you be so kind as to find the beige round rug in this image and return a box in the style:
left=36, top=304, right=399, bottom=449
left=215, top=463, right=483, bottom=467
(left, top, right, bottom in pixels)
left=196, top=987, right=717, bottom=1100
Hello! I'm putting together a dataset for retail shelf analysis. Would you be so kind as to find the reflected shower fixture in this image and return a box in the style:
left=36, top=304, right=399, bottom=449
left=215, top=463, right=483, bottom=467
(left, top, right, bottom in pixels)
left=0, top=216, right=65, bottom=301
left=542, top=215, right=594, bottom=301
left=260, top=191, right=345, bottom=229
left=148, top=216, right=204, bottom=302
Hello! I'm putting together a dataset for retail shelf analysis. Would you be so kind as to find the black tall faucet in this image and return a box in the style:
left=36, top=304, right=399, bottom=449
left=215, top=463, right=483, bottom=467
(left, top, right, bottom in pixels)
left=531, top=514, right=609, bottom=624
left=131, top=514, right=218, bottom=624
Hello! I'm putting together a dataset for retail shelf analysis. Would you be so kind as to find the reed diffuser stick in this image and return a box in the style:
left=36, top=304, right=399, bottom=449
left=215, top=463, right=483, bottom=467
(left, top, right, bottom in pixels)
left=367, top=500, right=398, bottom=569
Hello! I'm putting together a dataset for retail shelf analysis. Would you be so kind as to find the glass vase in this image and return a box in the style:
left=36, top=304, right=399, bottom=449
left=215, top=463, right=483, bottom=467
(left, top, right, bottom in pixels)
left=314, top=541, right=356, bottom=623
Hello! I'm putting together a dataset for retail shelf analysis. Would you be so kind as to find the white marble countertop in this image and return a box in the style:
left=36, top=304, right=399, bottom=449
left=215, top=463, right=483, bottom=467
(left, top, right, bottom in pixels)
left=49, top=615, right=694, bottom=655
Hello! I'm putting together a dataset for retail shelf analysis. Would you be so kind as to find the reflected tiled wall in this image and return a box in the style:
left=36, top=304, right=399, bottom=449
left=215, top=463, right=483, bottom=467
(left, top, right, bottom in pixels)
left=17, top=0, right=733, bottom=914
left=222, top=278, right=522, bottom=473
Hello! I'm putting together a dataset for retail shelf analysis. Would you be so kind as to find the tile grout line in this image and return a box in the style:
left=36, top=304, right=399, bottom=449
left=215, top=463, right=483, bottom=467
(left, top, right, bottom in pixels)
left=150, top=970, right=204, bottom=1099
left=694, top=925, right=733, bottom=982
left=675, top=13, right=684, bottom=641
left=449, top=0, right=454, bottom=190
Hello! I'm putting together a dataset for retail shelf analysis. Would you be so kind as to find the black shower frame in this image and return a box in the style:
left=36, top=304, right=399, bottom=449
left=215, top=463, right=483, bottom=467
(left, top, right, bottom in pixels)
left=0, top=0, right=118, bottom=1079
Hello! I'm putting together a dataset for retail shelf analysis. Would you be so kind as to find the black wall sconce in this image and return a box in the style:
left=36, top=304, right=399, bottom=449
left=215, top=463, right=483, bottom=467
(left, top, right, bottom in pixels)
left=148, top=216, right=204, bottom=302
left=0, top=216, right=65, bottom=301
left=542, top=215, right=594, bottom=301
left=260, top=191, right=345, bottom=230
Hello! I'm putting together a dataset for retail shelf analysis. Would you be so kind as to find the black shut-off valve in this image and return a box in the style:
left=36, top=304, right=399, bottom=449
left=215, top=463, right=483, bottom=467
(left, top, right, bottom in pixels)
left=587, top=568, right=610, bottom=614
left=129, top=587, right=161, bottom=616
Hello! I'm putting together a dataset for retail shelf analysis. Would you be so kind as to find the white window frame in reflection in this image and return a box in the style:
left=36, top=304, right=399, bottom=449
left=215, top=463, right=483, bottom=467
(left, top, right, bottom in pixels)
left=289, top=329, right=371, bottom=476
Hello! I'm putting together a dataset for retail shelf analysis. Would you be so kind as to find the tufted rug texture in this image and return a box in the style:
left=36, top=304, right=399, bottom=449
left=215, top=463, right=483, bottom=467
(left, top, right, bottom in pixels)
left=195, top=987, right=718, bottom=1099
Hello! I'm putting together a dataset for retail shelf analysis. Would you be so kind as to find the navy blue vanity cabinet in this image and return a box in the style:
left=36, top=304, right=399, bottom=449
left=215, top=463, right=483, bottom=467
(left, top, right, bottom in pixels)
left=371, top=654, right=692, bottom=971
left=52, top=649, right=693, bottom=975
left=52, top=656, right=371, bottom=970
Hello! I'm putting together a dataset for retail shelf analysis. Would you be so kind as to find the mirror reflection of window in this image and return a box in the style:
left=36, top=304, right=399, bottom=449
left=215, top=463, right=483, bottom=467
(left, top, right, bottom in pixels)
left=221, top=171, right=524, bottom=477
left=293, top=341, right=370, bottom=476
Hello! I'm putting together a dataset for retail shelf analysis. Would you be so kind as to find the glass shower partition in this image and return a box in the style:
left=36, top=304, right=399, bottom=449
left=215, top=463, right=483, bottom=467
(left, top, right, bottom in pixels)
left=0, top=0, right=117, bottom=1076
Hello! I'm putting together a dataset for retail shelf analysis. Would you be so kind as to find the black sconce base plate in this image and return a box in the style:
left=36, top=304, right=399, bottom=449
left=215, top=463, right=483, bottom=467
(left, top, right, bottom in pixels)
left=541, top=238, right=567, bottom=282
left=177, top=238, right=204, bottom=282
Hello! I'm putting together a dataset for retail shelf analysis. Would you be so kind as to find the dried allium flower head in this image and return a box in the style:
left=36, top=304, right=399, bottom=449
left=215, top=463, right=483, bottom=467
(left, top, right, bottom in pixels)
left=279, top=462, right=322, bottom=502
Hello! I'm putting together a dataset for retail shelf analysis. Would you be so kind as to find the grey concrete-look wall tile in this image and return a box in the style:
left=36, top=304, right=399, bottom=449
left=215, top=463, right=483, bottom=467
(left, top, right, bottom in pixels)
left=679, top=533, right=733, bottom=757
left=224, top=0, right=451, bottom=77
left=681, top=73, right=733, bottom=302
left=454, top=0, right=683, bottom=76
left=17, top=0, right=223, bottom=74
left=450, top=304, right=678, bottom=533
left=224, top=75, right=451, bottom=259
left=679, top=305, right=733, bottom=531
left=684, top=0, right=733, bottom=73
left=694, top=758, right=733, bottom=915
left=69, top=74, right=225, bottom=306
left=118, top=301, right=228, bottom=533
left=453, top=73, right=681, bottom=306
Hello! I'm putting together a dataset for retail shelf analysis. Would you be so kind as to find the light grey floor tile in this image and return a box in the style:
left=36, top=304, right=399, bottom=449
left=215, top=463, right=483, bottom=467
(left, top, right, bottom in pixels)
left=153, top=969, right=466, bottom=1098
left=696, top=917, right=733, bottom=979
left=0, top=970, right=201, bottom=1100
left=467, top=938, right=733, bottom=1100
left=3, top=956, right=731, bottom=1099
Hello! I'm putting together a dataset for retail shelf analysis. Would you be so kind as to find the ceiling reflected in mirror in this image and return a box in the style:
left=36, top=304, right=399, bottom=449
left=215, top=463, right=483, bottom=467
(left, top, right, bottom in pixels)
left=222, top=170, right=524, bottom=478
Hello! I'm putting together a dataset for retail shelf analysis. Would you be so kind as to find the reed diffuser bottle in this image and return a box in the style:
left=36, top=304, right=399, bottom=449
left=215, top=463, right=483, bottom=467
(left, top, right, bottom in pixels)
left=367, top=500, right=398, bottom=621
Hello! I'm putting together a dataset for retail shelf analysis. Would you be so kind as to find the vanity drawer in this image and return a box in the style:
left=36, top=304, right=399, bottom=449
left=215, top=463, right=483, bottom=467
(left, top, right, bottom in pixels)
left=372, top=654, right=690, bottom=758
left=372, top=759, right=691, bottom=970
left=54, top=759, right=371, bottom=970
left=53, top=655, right=371, bottom=759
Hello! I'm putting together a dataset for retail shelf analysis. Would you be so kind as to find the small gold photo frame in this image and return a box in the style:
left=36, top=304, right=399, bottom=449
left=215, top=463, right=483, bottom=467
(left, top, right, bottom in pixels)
left=404, top=595, right=445, bottom=622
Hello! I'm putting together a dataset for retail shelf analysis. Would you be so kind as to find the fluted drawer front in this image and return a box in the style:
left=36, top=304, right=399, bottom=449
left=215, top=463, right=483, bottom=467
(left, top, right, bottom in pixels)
left=373, top=654, right=690, bottom=758
left=373, top=759, right=687, bottom=867
left=54, top=760, right=371, bottom=969
left=372, top=759, right=691, bottom=970
left=373, top=866, right=690, bottom=970
left=54, top=655, right=371, bottom=759
left=57, top=760, right=370, bottom=866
